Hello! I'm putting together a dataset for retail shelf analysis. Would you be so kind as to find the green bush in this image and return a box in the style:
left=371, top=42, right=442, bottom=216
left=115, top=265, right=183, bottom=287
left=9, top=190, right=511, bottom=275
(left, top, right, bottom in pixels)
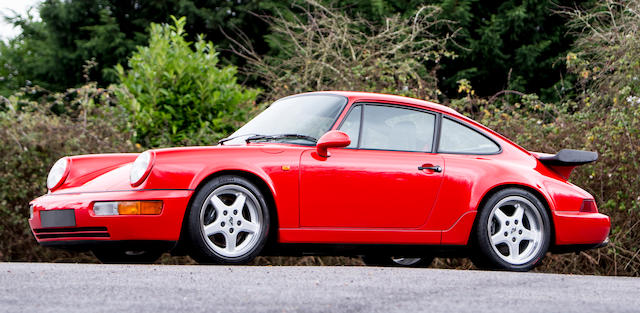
left=116, top=16, right=260, bottom=147
left=0, top=84, right=136, bottom=261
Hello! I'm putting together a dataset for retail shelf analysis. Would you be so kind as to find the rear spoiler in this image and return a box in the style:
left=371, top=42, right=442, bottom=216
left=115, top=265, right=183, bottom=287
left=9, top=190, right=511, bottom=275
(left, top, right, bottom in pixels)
left=531, top=149, right=598, bottom=179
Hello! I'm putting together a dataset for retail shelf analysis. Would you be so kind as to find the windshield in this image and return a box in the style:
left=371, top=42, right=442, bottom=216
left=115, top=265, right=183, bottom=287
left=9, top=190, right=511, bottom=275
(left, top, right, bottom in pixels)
left=224, top=94, right=347, bottom=145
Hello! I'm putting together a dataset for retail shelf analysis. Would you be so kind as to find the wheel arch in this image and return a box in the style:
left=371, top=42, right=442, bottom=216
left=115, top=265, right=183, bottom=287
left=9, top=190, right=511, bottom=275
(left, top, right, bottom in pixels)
left=172, top=169, right=279, bottom=255
left=470, top=183, right=556, bottom=248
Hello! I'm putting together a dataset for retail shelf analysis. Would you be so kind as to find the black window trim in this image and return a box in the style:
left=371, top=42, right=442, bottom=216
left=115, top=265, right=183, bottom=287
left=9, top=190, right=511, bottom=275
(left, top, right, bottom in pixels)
left=436, top=115, right=503, bottom=155
left=337, top=102, right=440, bottom=154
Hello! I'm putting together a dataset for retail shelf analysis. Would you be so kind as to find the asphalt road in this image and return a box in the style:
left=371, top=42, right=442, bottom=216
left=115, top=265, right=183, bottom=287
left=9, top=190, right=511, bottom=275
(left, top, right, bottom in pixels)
left=1, top=263, right=639, bottom=313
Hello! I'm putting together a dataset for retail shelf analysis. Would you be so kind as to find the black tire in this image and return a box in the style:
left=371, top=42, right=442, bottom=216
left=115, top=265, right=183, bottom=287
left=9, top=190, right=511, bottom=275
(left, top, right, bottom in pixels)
left=186, top=175, right=270, bottom=264
left=362, top=255, right=434, bottom=268
left=471, top=188, right=551, bottom=271
left=92, top=247, right=163, bottom=264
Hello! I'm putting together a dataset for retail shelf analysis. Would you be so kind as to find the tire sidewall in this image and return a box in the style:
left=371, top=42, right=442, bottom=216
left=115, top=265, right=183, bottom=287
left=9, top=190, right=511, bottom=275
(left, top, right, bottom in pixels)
left=187, top=175, right=270, bottom=264
left=475, top=188, right=551, bottom=271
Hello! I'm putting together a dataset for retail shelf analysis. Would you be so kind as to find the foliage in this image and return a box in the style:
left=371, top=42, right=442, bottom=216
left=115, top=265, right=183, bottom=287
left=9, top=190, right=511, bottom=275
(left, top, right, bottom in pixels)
left=310, top=0, right=594, bottom=102
left=116, top=17, right=260, bottom=147
left=0, top=0, right=597, bottom=102
left=234, top=0, right=456, bottom=102
left=431, top=0, right=595, bottom=103
left=0, top=0, right=283, bottom=94
left=564, top=0, right=640, bottom=108
left=0, top=83, right=136, bottom=262
left=558, top=0, right=640, bottom=276
left=1, top=0, right=143, bottom=92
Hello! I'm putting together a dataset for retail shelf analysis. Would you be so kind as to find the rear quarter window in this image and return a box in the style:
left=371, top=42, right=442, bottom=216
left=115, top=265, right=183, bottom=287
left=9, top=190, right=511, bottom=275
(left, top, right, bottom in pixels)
left=438, top=117, right=500, bottom=154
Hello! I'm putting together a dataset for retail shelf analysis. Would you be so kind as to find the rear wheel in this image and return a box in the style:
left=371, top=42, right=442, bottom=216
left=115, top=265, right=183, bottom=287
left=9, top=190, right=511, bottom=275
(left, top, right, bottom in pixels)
left=472, top=188, right=550, bottom=271
left=92, top=247, right=163, bottom=264
left=186, top=175, right=270, bottom=264
left=362, top=255, right=434, bottom=267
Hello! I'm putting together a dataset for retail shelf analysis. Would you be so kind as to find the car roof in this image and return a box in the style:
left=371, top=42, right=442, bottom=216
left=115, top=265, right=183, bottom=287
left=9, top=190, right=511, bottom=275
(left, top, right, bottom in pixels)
left=301, top=91, right=462, bottom=116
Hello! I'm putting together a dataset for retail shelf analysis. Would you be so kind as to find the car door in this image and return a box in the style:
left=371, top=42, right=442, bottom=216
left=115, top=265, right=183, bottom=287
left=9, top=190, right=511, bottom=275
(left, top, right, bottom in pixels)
left=299, top=103, right=444, bottom=228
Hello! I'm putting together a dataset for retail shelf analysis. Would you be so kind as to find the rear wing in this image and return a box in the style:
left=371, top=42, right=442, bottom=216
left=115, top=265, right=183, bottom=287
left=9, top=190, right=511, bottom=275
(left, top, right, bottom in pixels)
left=536, top=149, right=598, bottom=166
left=531, top=149, right=598, bottom=179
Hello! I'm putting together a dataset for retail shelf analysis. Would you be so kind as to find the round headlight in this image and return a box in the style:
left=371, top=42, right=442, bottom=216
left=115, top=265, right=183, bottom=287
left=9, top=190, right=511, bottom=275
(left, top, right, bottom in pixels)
left=47, top=157, right=70, bottom=190
left=130, top=151, right=154, bottom=187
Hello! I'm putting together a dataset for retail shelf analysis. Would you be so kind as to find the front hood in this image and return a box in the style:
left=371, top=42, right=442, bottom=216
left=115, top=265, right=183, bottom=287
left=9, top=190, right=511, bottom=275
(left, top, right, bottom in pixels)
left=48, top=143, right=309, bottom=194
left=48, top=153, right=138, bottom=195
left=51, top=163, right=135, bottom=194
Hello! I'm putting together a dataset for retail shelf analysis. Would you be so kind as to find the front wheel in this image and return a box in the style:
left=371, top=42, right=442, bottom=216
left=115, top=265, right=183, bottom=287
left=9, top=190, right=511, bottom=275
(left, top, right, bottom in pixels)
left=186, top=175, right=270, bottom=264
left=362, top=255, right=434, bottom=267
left=472, top=188, right=551, bottom=271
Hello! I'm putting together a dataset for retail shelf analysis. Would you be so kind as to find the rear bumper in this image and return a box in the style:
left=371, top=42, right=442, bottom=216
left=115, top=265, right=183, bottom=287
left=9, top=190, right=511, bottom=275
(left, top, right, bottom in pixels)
left=29, top=189, right=193, bottom=245
left=552, top=211, right=610, bottom=245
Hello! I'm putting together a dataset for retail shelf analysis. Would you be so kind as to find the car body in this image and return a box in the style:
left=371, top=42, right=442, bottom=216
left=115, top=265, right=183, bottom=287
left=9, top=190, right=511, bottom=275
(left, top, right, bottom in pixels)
left=29, top=91, right=610, bottom=270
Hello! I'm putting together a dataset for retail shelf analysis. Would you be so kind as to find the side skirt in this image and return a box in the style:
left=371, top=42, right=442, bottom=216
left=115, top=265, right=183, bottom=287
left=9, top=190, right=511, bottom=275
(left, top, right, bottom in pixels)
left=264, top=243, right=471, bottom=258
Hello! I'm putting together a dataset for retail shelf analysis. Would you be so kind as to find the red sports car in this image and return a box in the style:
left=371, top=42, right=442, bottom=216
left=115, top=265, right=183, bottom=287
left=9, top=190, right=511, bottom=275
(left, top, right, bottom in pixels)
left=29, top=91, right=610, bottom=271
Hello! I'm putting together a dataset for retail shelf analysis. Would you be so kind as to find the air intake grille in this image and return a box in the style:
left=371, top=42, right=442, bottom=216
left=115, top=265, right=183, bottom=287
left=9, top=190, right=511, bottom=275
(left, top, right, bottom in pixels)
left=33, top=227, right=109, bottom=239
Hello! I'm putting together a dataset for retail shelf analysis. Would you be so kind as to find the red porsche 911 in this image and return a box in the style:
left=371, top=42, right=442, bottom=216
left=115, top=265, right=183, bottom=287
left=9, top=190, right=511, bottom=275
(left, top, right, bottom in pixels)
left=29, top=91, right=610, bottom=271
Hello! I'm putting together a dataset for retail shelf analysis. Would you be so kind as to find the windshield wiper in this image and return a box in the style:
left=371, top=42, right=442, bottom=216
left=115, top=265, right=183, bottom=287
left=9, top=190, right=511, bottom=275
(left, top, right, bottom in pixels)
left=245, top=134, right=317, bottom=144
left=218, top=133, right=260, bottom=145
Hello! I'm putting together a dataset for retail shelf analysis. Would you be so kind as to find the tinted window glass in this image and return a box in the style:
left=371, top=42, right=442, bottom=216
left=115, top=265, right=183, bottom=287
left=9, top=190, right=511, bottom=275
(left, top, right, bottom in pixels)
left=360, top=105, right=435, bottom=152
left=338, top=105, right=361, bottom=148
left=439, top=118, right=500, bottom=154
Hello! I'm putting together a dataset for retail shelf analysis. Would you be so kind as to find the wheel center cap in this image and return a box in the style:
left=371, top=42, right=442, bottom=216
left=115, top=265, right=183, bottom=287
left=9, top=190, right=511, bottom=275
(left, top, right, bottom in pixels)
left=510, top=227, right=517, bottom=234
left=229, top=216, right=234, bottom=224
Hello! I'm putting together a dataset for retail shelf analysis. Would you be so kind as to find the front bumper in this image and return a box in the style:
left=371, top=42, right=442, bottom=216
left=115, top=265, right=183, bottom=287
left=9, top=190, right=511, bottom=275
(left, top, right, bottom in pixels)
left=29, top=189, right=193, bottom=245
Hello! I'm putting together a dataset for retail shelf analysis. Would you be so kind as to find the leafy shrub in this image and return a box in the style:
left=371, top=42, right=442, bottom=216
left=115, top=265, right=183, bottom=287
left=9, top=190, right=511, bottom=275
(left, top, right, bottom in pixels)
left=234, top=0, right=455, bottom=102
left=116, top=16, right=260, bottom=147
left=0, top=84, right=136, bottom=261
left=564, top=0, right=640, bottom=108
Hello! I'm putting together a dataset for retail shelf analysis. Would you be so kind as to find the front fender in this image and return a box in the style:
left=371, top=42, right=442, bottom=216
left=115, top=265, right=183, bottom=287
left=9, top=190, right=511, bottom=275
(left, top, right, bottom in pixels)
left=142, top=145, right=306, bottom=228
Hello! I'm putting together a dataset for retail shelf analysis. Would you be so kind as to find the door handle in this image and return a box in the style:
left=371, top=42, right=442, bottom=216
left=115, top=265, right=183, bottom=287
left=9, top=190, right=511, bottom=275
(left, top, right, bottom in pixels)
left=418, top=165, right=442, bottom=172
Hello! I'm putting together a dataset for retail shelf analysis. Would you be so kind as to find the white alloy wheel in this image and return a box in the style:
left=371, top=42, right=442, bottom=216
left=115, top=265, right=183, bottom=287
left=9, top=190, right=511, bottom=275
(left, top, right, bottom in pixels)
left=487, top=195, right=544, bottom=265
left=200, top=184, right=264, bottom=258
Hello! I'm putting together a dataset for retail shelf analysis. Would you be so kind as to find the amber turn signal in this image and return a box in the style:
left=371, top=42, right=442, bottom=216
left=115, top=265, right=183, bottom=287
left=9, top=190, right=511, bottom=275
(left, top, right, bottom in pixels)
left=117, top=201, right=140, bottom=215
left=117, top=201, right=163, bottom=215
left=140, top=201, right=163, bottom=215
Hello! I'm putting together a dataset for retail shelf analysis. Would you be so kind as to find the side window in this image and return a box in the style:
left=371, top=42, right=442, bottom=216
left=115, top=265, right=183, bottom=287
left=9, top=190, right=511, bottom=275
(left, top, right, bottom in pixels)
left=360, top=105, right=435, bottom=152
left=338, top=105, right=361, bottom=148
left=438, top=118, right=500, bottom=154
